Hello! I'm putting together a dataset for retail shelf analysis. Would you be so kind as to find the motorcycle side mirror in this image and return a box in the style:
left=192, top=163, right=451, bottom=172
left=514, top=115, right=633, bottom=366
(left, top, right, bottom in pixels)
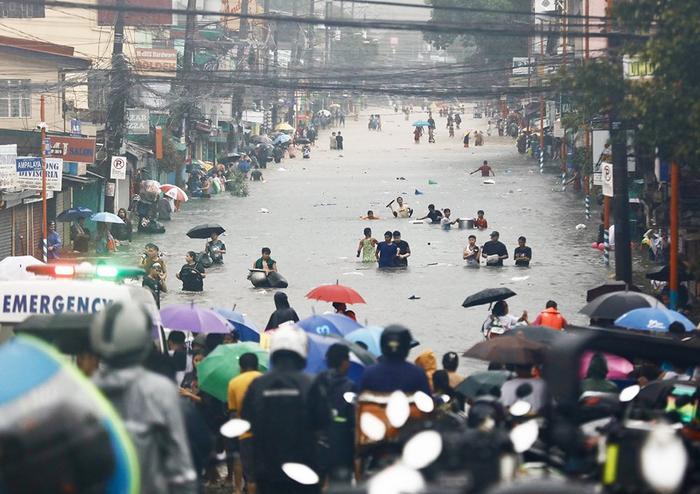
left=387, top=391, right=411, bottom=428
left=402, top=430, right=443, bottom=470
left=413, top=391, right=435, bottom=413
left=343, top=391, right=357, bottom=404
left=220, top=419, right=251, bottom=438
left=515, top=382, right=533, bottom=399
left=281, top=463, right=320, bottom=485
left=619, top=384, right=641, bottom=403
left=361, top=412, right=387, bottom=441
left=509, top=400, right=532, bottom=417
left=510, top=419, right=539, bottom=453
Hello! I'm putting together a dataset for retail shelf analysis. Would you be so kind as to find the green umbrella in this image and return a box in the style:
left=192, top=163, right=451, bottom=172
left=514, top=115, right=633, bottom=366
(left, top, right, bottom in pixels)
left=197, top=343, right=269, bottom=402
left=456, top=370, right=513, bottom=400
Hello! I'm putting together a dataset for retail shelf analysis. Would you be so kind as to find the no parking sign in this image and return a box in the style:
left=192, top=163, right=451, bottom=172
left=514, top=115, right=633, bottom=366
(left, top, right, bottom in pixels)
left=110, top=156, right=127, bottom=180
left=601, top=162, right=614, bottom=197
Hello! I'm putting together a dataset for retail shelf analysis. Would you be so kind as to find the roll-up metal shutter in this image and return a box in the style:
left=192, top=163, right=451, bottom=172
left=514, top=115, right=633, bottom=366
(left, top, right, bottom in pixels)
left=0, top=208, right=12, bottom=260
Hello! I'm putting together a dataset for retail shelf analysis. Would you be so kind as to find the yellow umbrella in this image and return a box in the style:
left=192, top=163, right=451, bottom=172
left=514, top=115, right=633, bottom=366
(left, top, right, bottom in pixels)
left=275, top=123, right=294, bottom=132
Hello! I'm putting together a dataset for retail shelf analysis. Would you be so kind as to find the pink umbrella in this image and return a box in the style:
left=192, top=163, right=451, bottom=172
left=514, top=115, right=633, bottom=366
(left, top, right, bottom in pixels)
left=579, top=351, right=633, bottom=380
left=161, top=184, right=188, bottom=202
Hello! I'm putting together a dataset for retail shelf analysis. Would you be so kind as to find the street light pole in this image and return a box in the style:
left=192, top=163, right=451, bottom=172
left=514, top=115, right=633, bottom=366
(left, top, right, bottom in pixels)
left=40, top=95, right=47, bottom=263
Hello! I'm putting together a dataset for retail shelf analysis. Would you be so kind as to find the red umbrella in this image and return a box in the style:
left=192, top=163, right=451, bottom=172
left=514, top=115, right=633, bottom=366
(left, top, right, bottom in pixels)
left=305, top=283, right=366, bottom=304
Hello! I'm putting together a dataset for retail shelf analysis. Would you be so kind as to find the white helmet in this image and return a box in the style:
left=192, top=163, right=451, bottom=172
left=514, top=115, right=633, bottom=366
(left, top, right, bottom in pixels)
left=270, top=323, right=308, bottom=360
left=89, top=302, right=152, bottom=368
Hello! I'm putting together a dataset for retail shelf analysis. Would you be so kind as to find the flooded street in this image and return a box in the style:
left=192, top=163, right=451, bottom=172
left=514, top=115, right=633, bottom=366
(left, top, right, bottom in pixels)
left=126, top=107, right=608, bottom=372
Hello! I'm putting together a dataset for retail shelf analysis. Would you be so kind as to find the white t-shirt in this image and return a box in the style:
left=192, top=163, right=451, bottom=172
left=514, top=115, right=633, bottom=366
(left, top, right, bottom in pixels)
left=441, top=217, right=453, bottom=230
left=499, top=378, right=548, bottom=412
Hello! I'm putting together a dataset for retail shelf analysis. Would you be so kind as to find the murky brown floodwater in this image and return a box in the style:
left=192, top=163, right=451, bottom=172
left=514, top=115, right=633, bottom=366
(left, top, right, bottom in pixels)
left=116, top=106, right=609, bottom=373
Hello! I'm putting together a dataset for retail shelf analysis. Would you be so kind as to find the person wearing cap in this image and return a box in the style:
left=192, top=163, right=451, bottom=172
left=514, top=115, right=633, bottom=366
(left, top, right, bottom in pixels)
left=46, top=220, right=62, bottom=259
left=91, top=303, right=198, bottom=494
left=481, top=231, right=508, bottom=266
left=392, top=230, right=411, bottom=268
left=241, top=325, right=331, bottom=494
left=359, top=325, right=431, bottom=394
left=442, top=352, right=465, bottom=388
left=376, top=230, right=399, bottom=269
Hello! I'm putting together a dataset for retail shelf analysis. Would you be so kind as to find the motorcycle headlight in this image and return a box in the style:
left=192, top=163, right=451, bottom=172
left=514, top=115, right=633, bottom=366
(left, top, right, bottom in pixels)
left=640, top=424, right=687, bottom=493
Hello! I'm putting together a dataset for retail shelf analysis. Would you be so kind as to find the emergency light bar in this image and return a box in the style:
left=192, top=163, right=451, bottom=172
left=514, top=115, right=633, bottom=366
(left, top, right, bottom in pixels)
left=27, top=262, right=145, bottom=280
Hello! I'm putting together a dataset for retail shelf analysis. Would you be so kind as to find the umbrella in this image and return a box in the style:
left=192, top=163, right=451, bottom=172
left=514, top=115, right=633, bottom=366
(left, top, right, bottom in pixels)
left=297, top=314, right=362, bottom=337
left=317, top=109, right=331, bottom=116
left=328, top=103, right=341, bottom=109
left=456, top=370, right=512, bottom=400
left=251, top=135, right=272, bottom=144
left=305, top=332, right=376, bottom=383
left=345, top=326, right=383, bottom=357
left=614, top=307, right=695, bottom=333
left=197, top=343, right=269, bottom=401
left=586, top=281, right=641, bottom=302
left=186, top=223, right=225, bottom=239
left=273, top=133, right=292, bottom=145
left=215, top=308, right=261, bottom=342
left=296, top=138, right=311, bottom=145
left=580, top=291, right=663, bottom=321
left=579, top=351, right=633, bottom=380
left=645, top=265, right=695, bottom=282
left=306, top=283, right=366, bottom=305
left=55, top=206, right=93, bottom=222
left=514, top=326, right=569, bottom=346
left=91, top=212, right=124, bottom=224
left=160, top=303, right=233, bottom=334
left=462, top=287, right=516, bottom=308
left=275, top=123, right=295, bottom=132
left=412, top=120, right=431, bottom=127
left=463, top=334, right=546, bottom=365
left=164, top=187, right=188, bottom=202
left=219, top=153, right=241, bottom=164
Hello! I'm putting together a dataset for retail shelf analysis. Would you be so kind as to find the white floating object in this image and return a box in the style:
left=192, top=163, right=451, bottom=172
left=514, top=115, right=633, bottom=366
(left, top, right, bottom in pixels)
left=368, top=463, right=425, bottom=494
left=483, top=179, right=496, bottom=185
left=411, top=220, right=424, bottom=224
left=413, top=391, right=434, bottom=413
left=386, top=391, right=411, bottom=428
left=259, top=208, right=270, bottom=213
left=277, top=167, right=287, bottom=171
left=220, top=419, right=251, bottom=438
left=402, top=430, right=443, bottom=470
left=343, top=272, right=364, bottom=276
left=282, top=463, right=320, bottom=485
left=510, top=275, right=530, bottom=282
left=360, top=412, right=387, bottom=441
left=510, top=419, right=539, bottom=453
left=575, top=223, right=586, bottom=230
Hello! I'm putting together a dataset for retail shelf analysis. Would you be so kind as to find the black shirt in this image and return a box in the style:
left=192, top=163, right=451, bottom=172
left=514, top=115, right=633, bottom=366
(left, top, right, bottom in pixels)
left=142, top=276, right=164, bottom=308
left=426, top=210, right=443, bottom=223
left=514, top=246, right=532, bottom=267
left=482, top=240, right=508, bottom=266
left=179, top=263, right=205, bottom=292
left=394, top=239, right=410, bottom=267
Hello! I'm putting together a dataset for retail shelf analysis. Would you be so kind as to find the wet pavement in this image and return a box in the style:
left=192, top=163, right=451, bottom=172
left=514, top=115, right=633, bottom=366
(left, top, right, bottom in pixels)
left=119, top=106, right=609, bottom=373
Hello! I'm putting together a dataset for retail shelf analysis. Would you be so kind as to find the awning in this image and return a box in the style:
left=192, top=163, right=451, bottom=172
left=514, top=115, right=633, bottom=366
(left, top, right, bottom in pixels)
left=126, top=141, right=154, bottom=161
left=63, top=173, right=99, bottom=184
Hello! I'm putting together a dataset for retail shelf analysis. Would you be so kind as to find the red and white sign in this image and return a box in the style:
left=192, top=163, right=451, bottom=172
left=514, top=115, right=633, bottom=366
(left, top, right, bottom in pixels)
left=134, top=48, right=177, bottom=71
left=110, top=156, right=127, bottom=180
left=602, top=162, right=614, bottom=197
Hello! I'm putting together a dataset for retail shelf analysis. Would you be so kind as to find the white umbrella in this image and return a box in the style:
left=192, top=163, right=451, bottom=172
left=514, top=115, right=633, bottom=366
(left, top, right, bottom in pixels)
left=91, top=212, right=124, bottom=224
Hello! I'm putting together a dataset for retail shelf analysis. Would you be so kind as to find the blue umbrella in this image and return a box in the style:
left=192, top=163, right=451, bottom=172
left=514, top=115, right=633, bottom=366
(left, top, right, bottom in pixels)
left=305, top=332, right=376, bottom=383
left=215, top=308, right=261, bottom=342
left=412, top=120, right=431, bottom=127
left=298, top=314, right=362, bottom=337
left=91, top=212, right=124, bottom=224
left=615, top=307, right=695, bottom=333
left=55, top=206, right=93, bottom=222
left=273, top=134, right=291, bottom=145
left=345, top=326, right=384, bottom=357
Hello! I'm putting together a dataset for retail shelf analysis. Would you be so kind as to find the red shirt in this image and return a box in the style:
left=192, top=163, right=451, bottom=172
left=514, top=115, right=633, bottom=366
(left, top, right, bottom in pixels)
left=474, top=217, right=488, bottom=229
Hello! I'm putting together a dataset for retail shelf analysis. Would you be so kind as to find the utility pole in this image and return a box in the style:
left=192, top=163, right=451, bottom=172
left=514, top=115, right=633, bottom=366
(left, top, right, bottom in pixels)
left=324, top=1, right=331, bottom=68
left=232, top=0, right=250, bottom=151
left=263, top=0, right=270, bottom=133
left=538, top=19, right=545, bottom=174
left=179, top=0, right=196, bottom=184
left=105, top=0, right=126, bottom=211
left=40, top=95, right=47, bottom=262
left=669, top=161, right=679, bottom=309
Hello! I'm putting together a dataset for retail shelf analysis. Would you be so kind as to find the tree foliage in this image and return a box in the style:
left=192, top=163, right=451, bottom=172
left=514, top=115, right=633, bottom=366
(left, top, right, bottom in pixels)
left=559, top=0, right=700, bottom=166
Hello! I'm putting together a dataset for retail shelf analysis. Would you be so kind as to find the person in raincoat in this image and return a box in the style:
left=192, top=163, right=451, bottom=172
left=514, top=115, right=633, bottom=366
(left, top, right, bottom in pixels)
left=265, top=291, right=300, bottom=330
left=415, top=349, right=438, bottom=391
left=90, top=302, right=198, bottom=494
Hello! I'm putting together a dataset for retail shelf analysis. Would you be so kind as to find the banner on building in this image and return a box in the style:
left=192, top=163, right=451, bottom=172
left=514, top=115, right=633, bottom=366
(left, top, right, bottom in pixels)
left=48, top=136, right=96, bottom=163
left=126, top=108, right=150, bottom=135
left=0, top=144, right=17, bottom=189
left=15, top=157, right=63, bottom=192
left=110, top=156, right=127, bottom=180
left=97, top=0, right=172, bottom=26
left=134, top=48, right=177, bottom=72
left=512, top=57, right=531, bottom=76
left=601, top=162, right=613, bottom=197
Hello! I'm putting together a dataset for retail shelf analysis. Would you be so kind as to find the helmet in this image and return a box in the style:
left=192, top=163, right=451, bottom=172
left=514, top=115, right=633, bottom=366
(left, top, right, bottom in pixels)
left=380, top=324, right=412, bottom=360
left=270, top=323, right=308, bottom=360
left=89, top=302, right=152, bottom=368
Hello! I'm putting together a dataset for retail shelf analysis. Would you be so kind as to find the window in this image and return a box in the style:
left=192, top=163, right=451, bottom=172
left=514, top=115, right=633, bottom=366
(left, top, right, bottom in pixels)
left=0, top=80, right=31, bottom=118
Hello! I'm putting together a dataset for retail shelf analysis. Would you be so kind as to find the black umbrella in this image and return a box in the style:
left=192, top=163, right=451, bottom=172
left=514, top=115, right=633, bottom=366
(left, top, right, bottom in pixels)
left=515, top=326, right=569, bottom=346
left=462, top=287, right=516, bottom=308
left=586, top=281, right=641, bottom=302
left=187, top=223, right=226, bottom=239
left=579, top=291, right=663, bottom=321
left=219, top=153, right=241, bottom=164
left=645, top=265, right=695, bottom=282
left=296, top=138, right=311, bottom=144
left=463, top=334, right=546, bottom=365
left=55, top=206, right=93, bottom=222
left=456, top=370, right=512, bottom=400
